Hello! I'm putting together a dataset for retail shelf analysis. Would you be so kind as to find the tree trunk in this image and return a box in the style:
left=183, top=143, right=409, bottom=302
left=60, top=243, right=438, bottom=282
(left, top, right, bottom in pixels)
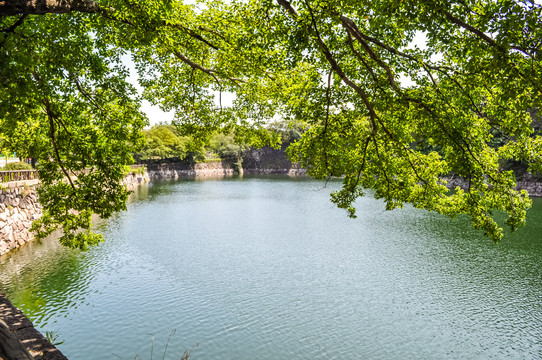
left=0, top=0, right=100, bottom=16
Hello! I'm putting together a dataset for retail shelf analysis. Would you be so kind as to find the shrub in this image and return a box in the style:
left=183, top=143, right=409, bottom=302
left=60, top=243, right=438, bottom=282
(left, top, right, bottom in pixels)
left=4, top=162, right=33, bottom=170
left=132, top=166, right=146, bottom=175
left=210, top=132, right=247, bottom=160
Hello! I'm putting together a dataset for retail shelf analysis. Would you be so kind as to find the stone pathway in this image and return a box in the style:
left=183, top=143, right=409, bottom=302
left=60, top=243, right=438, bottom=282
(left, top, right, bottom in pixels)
left=0, top=291, right=67, bottom=360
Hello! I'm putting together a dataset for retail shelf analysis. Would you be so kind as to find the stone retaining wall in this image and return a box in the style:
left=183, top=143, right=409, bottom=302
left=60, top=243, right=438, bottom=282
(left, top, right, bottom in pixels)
left=516, top=180, right=542, bottom=196
left=122, top=171, right=151, bottom=190
left=0, top=291, right=67, bottom=359
left=146, top=160, right=238, bottom=179
left=0, top=172, right=149, bottom=256
left=445, top=176, right=542, bottom=197
left=145, top=146, right=307, bottom=179
left=0, top=180, right=42, bottom=256
left=242, top=146, right=306, bottom=176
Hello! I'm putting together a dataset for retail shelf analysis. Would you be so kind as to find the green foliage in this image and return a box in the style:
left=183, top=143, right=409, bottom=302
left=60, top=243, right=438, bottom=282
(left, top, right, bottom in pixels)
left=209, top=132, right=247, bottom=160
left=136, top=123, right=274, bottom=163
left=3, top=161, right=33, bottom=170
left=45, top=330, right=65, bottom=346
left=234, top=0, right=542, bottom=243
left=267, top=121, right=304, bottom=144
left=131, top=166, right=147, bottom=175
left=1, top=0, right=541, bottom=245
left=121, top=165, right=146, bottom=176
left=138, top=125, right=189, bottom=160
left=1, top=4, right=147, bottom=247
left=122, top=165, right=132, bottom=176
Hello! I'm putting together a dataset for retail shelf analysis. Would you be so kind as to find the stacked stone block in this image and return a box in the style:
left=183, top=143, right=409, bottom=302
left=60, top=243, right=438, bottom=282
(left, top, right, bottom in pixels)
left=0, top=182, right=42, bottom=256
left=0, top=172, right=149, bottom=256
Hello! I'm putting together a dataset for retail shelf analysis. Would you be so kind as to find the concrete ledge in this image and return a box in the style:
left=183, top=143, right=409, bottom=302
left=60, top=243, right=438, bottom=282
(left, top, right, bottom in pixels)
left=0, top=292, right=68, bottom=360
left=1, top=180, right=40, bottom=189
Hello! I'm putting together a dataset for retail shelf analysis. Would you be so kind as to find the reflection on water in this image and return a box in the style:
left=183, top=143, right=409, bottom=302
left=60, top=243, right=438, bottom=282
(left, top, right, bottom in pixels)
left=0, top=177, right=541, bottom=360
left=0, top=233, right=89, bottom=323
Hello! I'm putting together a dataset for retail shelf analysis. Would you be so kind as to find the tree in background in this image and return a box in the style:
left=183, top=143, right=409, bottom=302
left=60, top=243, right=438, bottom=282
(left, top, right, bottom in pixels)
left=138, top=125, right=189, bottom=160
left=267, top=120, right=304, bottom=146
left=209, top=132, right=249, bottom=162
left=135, top=124, right=213, bottom=162
left=135, top=124, right=256, bottom=163
left=1, top=0, right=541, bottom=245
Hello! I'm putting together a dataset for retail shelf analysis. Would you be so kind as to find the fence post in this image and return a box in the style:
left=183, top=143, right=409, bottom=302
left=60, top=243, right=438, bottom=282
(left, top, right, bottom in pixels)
left=0, top=170, right=39, bottom=183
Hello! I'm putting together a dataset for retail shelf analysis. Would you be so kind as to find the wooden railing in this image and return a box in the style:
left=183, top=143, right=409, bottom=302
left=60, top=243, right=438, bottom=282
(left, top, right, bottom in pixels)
left=0, top=165, right=146, bottom=183
left=0, top=170, right=38, bottom=183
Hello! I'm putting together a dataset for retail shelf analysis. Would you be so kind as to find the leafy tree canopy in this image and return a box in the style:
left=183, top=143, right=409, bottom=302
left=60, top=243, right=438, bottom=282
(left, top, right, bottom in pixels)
left=137, top=124, right=189, bottom=160
left=1, top=0, right=541, bottom=245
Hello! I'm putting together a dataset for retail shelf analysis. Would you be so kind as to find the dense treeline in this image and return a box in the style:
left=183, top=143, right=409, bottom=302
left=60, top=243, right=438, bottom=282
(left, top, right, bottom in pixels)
left=134, top=121, right=303, bottom=163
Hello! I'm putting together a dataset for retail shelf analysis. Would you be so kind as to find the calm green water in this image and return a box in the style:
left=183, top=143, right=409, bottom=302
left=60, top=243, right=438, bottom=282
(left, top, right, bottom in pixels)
left=0, top=177, right=541, bottom=359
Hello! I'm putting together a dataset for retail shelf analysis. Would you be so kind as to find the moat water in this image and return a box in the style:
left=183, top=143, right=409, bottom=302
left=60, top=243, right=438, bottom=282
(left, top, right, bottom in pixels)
left=0, top=176, right=541, bottom=359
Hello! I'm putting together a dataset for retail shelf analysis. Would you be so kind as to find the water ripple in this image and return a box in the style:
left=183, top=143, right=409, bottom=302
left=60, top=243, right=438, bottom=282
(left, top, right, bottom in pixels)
left=0, top=178, right=541, bottom=359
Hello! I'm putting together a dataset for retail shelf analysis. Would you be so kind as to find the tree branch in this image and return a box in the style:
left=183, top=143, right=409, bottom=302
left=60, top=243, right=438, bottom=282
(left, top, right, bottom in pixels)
left=339, top=16, right=399, bottom=92
left=322, top=68, right=332, bottom=174
left=172, top=50, right=244, bottom=87
left=442, top=10, right=499, bottom=48
left=345, top=31, right=385, bottom=94
left=0, top=14, right=27, bottom=33
left=43, top=99, right=76, bottom=191
left=443, top=8, right=535, bottom=58
left=276, top=0, right=389, bottom=137
left=170, top=23, right=220, bottom=51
